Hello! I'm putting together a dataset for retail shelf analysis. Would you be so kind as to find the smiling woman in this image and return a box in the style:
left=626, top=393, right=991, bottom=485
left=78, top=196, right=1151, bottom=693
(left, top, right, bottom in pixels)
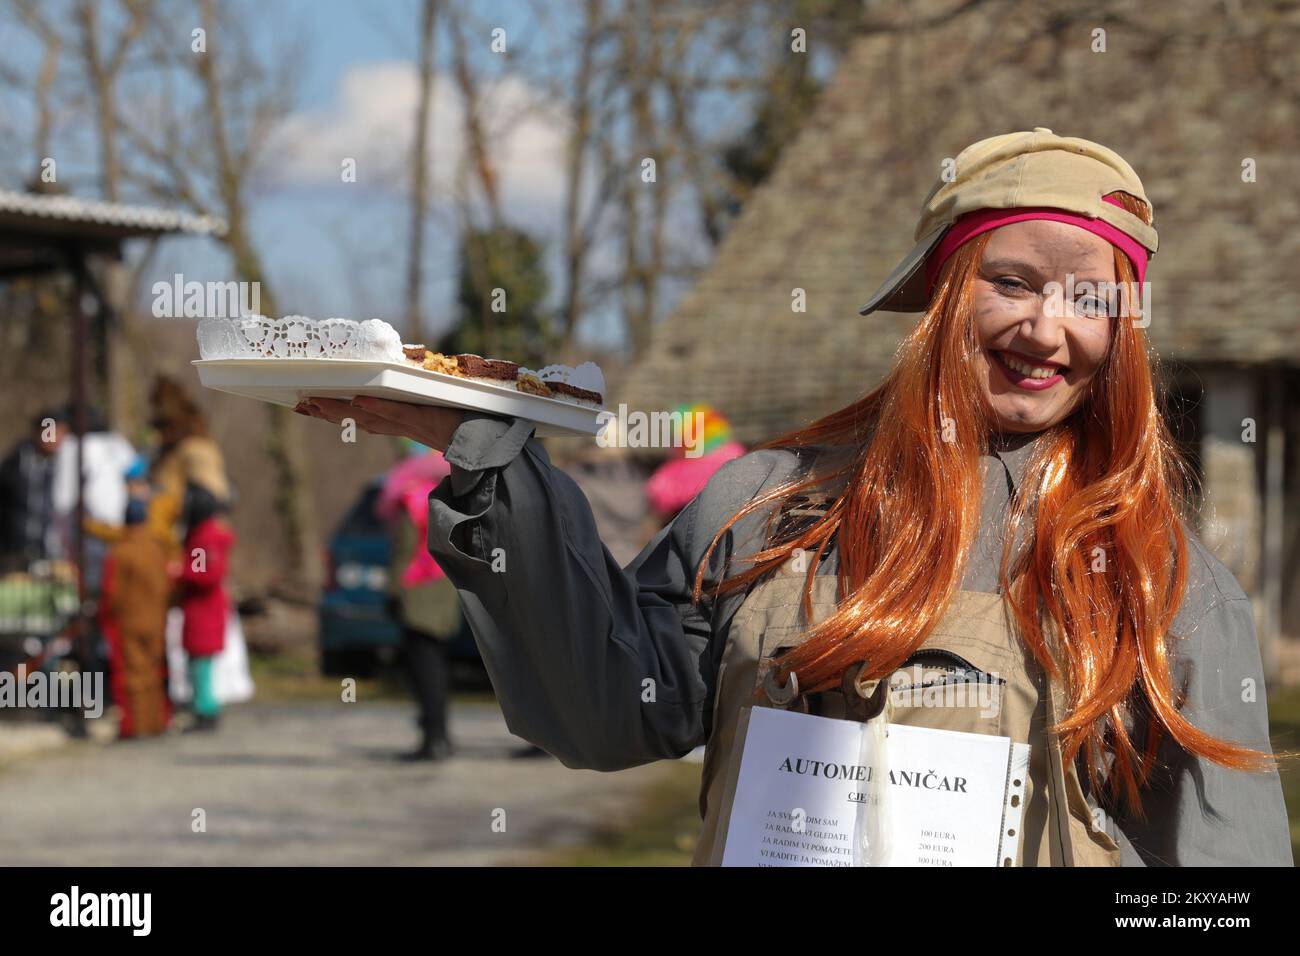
left=974, top=224, right=1114, bottom=427
left=950, top=197, right=1148, bottom=433
left=294, top=129, right=1293, bottom=867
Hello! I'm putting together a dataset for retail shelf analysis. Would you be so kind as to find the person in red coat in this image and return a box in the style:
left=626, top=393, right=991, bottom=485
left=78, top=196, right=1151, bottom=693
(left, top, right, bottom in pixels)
left=177, top=483, right=235, bottom=731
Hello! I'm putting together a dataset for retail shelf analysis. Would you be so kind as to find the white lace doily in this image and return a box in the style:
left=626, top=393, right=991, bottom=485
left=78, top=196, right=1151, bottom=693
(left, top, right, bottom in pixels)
left=197, top=315, right=404, bottom=363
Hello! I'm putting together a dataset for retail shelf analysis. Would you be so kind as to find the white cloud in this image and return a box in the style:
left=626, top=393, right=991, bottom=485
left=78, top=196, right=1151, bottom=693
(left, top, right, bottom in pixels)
left=266, top=61, right=568, bottom=211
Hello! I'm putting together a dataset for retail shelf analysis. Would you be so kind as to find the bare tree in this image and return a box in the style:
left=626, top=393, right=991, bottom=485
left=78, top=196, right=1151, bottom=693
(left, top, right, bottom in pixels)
left=193, top=0, right=320, bottom=591
left=74, top=0, right=153, bottom=201
left=447, top=5, right=503, bottom=230
left=512, top=0, right=797, bottom=356
left=445, top=1, right=513, bottom=357
left=555, top=0, right=609, bottom=358
left=22, top=3, right=63, bottom=177
left=403, top=0, right=439, bottom=343
left=102, top=0, right=321, bottom=591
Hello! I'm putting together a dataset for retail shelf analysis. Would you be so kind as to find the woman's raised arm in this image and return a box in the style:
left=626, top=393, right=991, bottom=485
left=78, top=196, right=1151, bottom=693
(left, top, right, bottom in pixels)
left=425, top=411, right=788, bottom=770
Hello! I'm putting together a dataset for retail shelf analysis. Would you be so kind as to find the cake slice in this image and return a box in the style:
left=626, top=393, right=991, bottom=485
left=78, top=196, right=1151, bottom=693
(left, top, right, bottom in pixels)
left=538, top=362, right=605, bottom=407
left=398, top=343, right=604, bottom=408
left=454, top=353, right=519, bottom=383
left=545, top=381, right=603, bottom=406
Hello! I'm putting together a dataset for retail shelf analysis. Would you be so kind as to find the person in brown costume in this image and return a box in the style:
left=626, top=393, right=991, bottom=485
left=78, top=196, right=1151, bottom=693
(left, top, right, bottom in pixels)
left=99, top=494, right=172, bottom=737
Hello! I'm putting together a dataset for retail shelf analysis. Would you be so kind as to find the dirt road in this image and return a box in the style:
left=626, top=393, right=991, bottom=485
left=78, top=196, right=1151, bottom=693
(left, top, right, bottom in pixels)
left=0, top=699, right=682, bottom=865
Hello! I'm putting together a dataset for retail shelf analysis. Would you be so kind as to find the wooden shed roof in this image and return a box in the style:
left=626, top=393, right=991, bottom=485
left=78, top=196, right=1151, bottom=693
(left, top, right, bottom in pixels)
left=0, top=188, right=226, bottom=277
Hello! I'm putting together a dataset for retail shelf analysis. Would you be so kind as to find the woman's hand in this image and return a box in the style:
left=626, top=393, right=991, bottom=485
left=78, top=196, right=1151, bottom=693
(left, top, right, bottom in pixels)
left=294, top=397, right=467, bottom=453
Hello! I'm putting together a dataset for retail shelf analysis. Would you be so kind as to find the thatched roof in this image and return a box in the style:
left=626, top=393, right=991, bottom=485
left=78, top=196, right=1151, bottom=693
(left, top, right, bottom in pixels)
left=621, top=0, right=1300, bottom=445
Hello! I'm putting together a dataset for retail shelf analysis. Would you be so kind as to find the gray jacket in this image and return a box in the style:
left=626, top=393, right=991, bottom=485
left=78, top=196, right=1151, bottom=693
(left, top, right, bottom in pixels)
left=427, top=412, right=1293, bottom=866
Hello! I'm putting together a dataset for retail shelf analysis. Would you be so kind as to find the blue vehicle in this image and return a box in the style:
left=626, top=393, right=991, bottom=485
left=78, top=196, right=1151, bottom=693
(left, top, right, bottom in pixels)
left=319, top=479, right=478, bottom=676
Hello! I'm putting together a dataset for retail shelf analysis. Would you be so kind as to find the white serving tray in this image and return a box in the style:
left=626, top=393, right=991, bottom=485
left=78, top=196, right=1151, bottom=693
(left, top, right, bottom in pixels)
left=192, top=358, right=604, bottom=438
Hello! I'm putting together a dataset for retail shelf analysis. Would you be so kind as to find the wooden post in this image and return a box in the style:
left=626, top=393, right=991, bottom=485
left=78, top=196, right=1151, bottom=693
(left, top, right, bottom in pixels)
left=1200, top=368, right=1272, bottom=679
left=1199, top=369, right=1261, bottom=592
left=1261, top=368, right=1285, bottom=685
left=68, top=249, right=90, bottom=670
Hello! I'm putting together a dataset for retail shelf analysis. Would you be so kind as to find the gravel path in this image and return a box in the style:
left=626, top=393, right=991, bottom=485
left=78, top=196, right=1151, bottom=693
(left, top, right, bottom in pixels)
left=0, top=700, right=682, bottom=865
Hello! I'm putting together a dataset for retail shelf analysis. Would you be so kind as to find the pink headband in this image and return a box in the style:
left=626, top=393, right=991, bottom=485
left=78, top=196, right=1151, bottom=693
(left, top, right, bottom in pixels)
left=923, top=194, right=1149, bottom=296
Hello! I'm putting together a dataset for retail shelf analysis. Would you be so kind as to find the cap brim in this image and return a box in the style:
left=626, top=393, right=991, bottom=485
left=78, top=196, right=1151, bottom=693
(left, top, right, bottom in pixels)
left=857, top=223, right=950, bottom=316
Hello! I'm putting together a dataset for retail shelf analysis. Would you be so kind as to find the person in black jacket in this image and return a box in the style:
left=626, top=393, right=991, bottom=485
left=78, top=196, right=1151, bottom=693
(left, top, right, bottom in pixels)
left=0, top=407, right=67, bottom=572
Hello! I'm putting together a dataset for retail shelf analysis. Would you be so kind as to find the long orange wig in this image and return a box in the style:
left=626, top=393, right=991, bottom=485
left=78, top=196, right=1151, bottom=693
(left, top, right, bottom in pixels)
left=693, top=192, right=1276, bottom=814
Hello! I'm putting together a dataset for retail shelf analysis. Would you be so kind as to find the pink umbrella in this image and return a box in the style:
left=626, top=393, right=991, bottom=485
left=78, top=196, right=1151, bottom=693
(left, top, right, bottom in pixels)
left=646, top=440, right=746, bottom=519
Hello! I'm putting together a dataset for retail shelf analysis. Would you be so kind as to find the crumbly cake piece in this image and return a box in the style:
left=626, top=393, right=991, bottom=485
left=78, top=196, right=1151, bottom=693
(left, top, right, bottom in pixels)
left=515, top=370, right=553, bottom=397
left=400, top=345, right=464, bottom=377
left=421, top=351, right=462, bottom=376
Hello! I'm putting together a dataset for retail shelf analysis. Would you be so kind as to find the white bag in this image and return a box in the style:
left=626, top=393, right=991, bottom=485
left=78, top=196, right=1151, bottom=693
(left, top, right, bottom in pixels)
left=166, top=608, right=256, bottom=705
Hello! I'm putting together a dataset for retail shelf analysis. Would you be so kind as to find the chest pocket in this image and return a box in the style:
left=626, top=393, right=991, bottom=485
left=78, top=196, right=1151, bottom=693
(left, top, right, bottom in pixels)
left=697, top=562, right=1121, bottom=867
left=887, top=647, right=1009, bottom=738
